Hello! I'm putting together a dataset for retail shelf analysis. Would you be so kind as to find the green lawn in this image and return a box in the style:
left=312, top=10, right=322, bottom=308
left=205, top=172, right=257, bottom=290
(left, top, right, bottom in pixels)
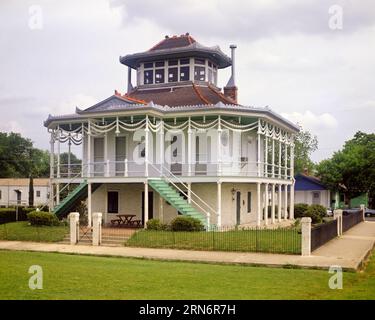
left=126, top=229, right=301, bottom=254
left=0, top=249, right=374, bottom=299
left=0, top=222, right=68, bottom=242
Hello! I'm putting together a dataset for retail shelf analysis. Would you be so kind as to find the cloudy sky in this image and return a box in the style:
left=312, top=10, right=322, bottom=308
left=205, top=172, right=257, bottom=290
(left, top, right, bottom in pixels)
left=0, top=0, right=374, bottom=161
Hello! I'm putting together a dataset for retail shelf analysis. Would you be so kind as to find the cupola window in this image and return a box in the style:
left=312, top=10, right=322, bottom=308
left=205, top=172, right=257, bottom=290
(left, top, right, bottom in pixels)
left=168, top=67, right=178, bottom=82
left=144, top=69, right=154, bottom=84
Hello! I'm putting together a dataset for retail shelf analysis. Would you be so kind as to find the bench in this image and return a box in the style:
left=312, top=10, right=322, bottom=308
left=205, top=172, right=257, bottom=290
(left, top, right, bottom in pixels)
left=130, top=219, right=142, bottom=227
left=110, top=219, right=122, bottom=226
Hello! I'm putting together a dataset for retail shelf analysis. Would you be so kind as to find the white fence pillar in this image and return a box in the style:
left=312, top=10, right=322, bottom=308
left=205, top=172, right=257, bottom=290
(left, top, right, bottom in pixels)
left=92, top=212, right=102, bottom=246
left=69, top=212, right=79, bottom=245
left=334, top=209, right=343, bottom=236
left=301, top=217, right=312, bottom=256
left=360, top=204, right=365, bottom=221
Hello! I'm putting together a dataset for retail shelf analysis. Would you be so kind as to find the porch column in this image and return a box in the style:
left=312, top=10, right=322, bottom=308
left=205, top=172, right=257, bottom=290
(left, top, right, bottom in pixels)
left=290, top=181, right=295, bottom=220
left=159, top=195, right=164, bottom=223
left=264, top=183, right=269, bottom=225
left=144, top=182, right=149, bottom=228
left=217, top=182, right=222, bottom=227
left=57, top=126, right=60, bottom=179
left=104, top=132, right=108, bottom=177
left=187, top=117, right=192, bottom=176
left=271, top=183, right=276, bottom=224
left=278, top=141, right=282, bottom=178
left=187, top=182, right=192, bottom=204
left=56, top=184, right=60, bottom=205
left=284, top=143, right=288, bottom=179
left=87, top=121, right=91, bottom=177
left=278, top=184, right=282, bottom=222
left=87, top=182, right=92, bottom=227
left=271, top=138, right=275, bottom=178
left=284, top=184, right=288, bottom=220
left=81, top=123, right=85, bottom=177
left=68, top=139, right=72, bottom=178
left=256, top=182, right=261, bottom=226
left=145, top=115, right=149, bottom=177
left=257, top=120, right=261, bottom=177
left=159, top=119, right=164, bottom=175
left=264, top=136, right=268, bottom=178
left=49, top=131, right=55, bottom=211
left=217, top=116, right=222, bottom=176
left=290, top=143, right=295, bottom=220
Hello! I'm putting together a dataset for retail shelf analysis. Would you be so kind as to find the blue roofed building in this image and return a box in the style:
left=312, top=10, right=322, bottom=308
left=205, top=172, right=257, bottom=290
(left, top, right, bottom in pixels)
left=294, top=173, right=331, bottom=208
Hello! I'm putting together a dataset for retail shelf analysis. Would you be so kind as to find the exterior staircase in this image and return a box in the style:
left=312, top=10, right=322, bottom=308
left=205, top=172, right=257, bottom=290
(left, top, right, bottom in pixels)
left=53, top=181, right=101, bottom=217
left=148, top=179, right=207, bottom=226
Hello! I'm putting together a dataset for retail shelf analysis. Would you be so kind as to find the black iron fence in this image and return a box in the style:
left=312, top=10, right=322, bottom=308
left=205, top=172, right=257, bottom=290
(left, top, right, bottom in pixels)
left=126, top=226, right=302, bottom=255
left=311, top=219, right=338, bottom=252
left=342, top=209, right=363, bottom=232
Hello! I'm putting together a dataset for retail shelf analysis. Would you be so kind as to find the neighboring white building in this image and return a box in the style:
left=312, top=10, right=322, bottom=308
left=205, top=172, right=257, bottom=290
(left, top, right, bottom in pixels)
left=294, top=174, right=331, bottom=208
left=44, top=34, right=299, bottom=228
left=0, top=179, right=50, bottom=207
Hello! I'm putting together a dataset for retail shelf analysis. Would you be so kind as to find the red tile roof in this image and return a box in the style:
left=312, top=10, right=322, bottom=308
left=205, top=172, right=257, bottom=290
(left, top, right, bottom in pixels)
left=149, top=34, right=196, bottom=51
left=126, top=83, right=237, bottom=107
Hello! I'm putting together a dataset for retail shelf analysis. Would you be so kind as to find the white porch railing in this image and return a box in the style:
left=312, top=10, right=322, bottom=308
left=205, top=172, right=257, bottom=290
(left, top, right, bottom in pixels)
left=53, top=160, right=292, bottom=179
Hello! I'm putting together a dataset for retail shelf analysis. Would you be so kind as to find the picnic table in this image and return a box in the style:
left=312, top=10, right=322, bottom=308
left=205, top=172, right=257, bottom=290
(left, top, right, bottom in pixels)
left=110, top=214, right=141, bottom=227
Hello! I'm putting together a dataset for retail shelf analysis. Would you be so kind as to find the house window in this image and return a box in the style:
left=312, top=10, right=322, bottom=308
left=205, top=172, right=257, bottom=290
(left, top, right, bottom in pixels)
left=180, top=66, right=190, bottom=81
left=144, top=62, right=153, bottom=68
left=155, top=61, right=164, bottom=67
left=168, top=59, right=178, bottom=66
left=194, top=66, right=205, bottom=81
left=247, top=192, right=252, bottom=213
left=36, top=190, right=41, bottom=198
left=195, top=58, right=205, bottom=65
left=155, top=68, right=164, bottom=83
left=107, top=191, right=119, bottom=214
left=312, top=192, right=321, bottom=205
left=144, top=70, right=153, bottom=84
left=180, top=58, right=190, bottom=65
left=168, top=67, right=178, bottom=82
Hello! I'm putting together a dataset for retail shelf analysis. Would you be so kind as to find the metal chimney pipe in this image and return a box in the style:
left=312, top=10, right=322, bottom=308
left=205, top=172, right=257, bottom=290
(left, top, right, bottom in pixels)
left=127, top=66, right=133, bottom=93
left=230, top=44, right=237, bottom=86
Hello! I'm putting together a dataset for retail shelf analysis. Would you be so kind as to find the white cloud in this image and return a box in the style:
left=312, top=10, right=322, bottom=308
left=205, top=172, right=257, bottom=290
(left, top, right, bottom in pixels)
left=0, top=120, right=24, bottom=135
left=281, top=110, right=338, bottom=131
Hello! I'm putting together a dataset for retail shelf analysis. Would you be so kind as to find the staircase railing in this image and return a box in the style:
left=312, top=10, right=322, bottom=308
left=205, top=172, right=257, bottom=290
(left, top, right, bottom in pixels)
left=37, top=164, right=88, bottom=213
left=148, top=162, right=218, bottom=225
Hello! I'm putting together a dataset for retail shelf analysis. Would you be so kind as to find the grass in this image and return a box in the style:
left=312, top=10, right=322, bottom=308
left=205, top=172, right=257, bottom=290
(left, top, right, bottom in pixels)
left=0, top=222, right=68, bottom=242
left=0, top=249, right=374, bottom=299
left=126, top=228, right=301, bottom=254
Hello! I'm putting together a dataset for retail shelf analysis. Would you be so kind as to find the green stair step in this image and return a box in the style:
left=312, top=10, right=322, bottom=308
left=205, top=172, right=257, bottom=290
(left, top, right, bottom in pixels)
left=148, top=179, right=207, bottom=227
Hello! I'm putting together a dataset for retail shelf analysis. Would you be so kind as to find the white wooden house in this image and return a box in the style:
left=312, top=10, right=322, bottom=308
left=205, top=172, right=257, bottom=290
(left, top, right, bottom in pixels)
left=0, top=179, right=50, bottom=207
left=44, top=34, right=299, bottom=228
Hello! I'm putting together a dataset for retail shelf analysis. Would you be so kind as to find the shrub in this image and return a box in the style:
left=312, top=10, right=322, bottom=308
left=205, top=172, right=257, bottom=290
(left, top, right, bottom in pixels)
left=0, top=208, right=16, bottom=224
left=294, top=203, right=309, bottom=218
left=27, top=211, right=60, bottom=226
left=170, top=216, right=204, bottom=232
left=147, top=219, right=162, bottom=230
left=305, top=204, right=327, bottom=224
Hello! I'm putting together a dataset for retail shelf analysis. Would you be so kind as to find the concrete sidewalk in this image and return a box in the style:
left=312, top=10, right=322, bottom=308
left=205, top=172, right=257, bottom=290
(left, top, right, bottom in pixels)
left=0, top=221, right=374, bottom=271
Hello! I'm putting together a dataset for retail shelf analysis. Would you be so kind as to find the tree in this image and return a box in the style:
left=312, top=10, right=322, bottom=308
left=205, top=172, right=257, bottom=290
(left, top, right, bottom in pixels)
left=293, top=128, right=318, bottom=175
left=0, top=132, right=49, bottom=178
left=316, top=131, right=375, bottom=207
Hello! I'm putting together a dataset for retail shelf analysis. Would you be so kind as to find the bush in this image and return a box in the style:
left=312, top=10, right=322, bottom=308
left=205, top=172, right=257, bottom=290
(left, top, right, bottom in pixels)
left=170, top=216, right=204, bottom=232
left=0, top=208, right=16, bottom=224
left=305, top=204, right=327, bottom=224
left=27, top=211, right=60, bottom=226
left=147, top=219, right=161, bottom=230
left=294, top=203, right=309, bottom=218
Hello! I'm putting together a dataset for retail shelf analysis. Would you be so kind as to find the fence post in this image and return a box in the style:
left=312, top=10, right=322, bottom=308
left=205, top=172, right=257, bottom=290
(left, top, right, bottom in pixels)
left=334, top=209, right=343, bottom=236
left=92, top=212, right=102, bottom=246
left=360, top=204, right=365, bottom=221
left=301, top=217, right=312, bottom=256
left=69, top=212, right=79, bottom=245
